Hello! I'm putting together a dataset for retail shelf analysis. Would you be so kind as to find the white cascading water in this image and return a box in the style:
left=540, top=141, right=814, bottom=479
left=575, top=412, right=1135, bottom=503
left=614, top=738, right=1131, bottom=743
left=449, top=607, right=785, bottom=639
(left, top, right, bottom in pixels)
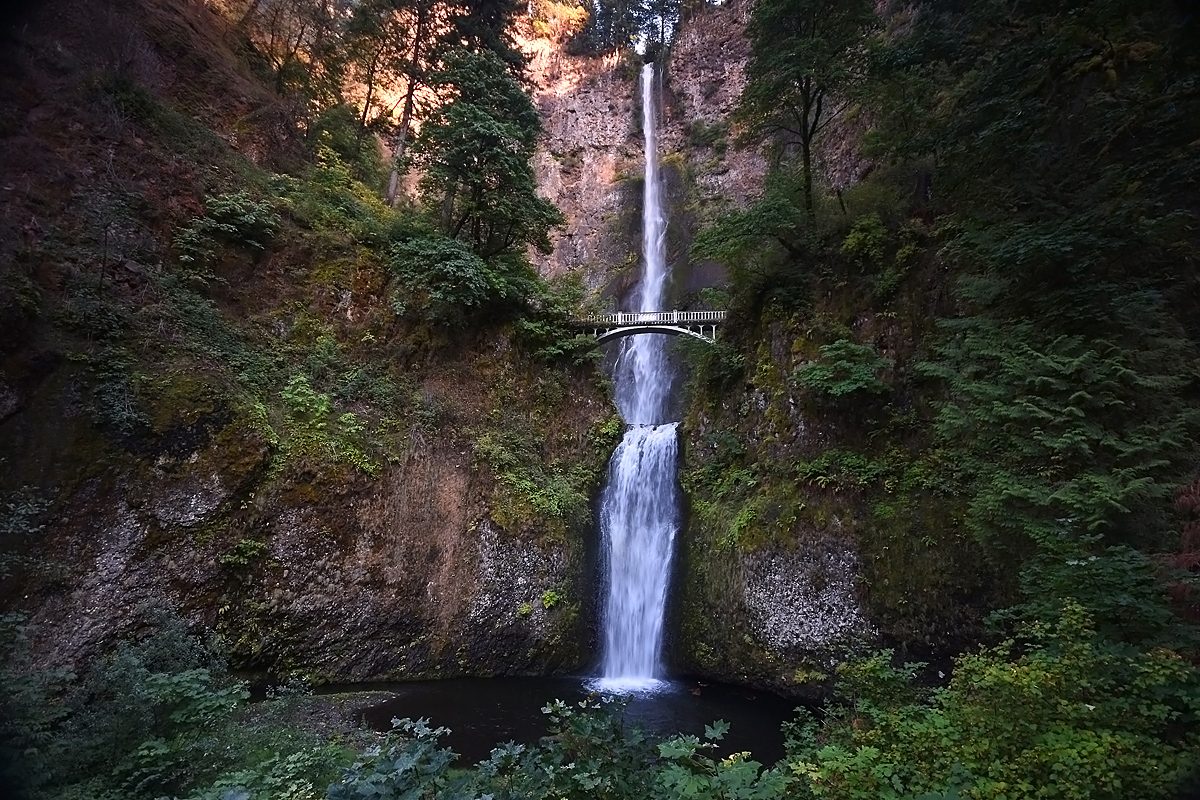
left=596, top=63, right=681, bottom=692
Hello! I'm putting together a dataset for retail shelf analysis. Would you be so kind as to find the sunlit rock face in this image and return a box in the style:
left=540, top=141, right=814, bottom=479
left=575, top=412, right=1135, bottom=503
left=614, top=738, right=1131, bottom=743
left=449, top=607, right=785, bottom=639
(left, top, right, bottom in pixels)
left=517, top=0, right=771, bottom=292
left=519, top=30, right=641, bottom=288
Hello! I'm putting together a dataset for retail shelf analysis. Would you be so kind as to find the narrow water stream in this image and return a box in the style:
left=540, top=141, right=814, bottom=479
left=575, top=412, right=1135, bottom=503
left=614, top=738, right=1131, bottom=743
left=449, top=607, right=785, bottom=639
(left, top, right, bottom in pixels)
left=595, top=62, right=680, bottom=693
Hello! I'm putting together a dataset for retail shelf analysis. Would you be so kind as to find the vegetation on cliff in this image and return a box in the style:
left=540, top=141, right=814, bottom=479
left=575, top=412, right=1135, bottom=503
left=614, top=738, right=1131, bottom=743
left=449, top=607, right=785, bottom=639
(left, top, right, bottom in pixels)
left=0, top=0, right=613, bottom=756
left=2, top=0, right=1199, bottom=797
left=677, top=0, right=1200, bottom=795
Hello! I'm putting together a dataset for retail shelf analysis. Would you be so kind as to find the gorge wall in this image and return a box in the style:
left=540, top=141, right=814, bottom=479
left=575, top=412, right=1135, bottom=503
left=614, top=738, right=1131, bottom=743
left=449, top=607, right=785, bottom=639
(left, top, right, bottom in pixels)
left=4, top=0, right=943, bottom=695
left=0, top=0, right=619, bottom=683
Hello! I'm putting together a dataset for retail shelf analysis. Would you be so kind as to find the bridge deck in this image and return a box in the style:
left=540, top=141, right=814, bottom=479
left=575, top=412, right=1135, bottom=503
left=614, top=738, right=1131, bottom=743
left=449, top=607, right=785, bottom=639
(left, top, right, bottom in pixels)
left=575, top=311, right=727, bottom=326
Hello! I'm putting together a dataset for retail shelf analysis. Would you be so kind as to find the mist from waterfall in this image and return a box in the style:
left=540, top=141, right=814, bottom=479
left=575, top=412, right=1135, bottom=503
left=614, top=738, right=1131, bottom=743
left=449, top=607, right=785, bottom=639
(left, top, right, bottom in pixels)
left=595, top=63, right=681, bottom=692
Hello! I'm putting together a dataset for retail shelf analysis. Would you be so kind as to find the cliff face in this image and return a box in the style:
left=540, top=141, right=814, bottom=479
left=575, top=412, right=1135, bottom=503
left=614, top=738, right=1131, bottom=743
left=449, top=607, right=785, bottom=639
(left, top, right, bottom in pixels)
left=519, top=0, right=772, bottom=298
left=661, top=0, right=768, bottom=219
left=14, top=351, right=613, bottom=683
left=520, top=30, right=641, bottom=291
left=0, top=0, right=618, bottom=683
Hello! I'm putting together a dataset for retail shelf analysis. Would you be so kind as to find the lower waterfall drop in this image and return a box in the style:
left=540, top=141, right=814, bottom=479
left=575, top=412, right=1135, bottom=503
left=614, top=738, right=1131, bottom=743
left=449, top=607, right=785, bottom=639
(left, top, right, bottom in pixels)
left=595, top=62, right=680, bottom=693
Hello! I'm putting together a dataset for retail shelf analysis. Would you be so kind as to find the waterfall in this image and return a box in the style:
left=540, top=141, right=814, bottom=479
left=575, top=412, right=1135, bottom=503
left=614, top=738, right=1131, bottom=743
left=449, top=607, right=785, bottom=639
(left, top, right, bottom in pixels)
left=596, top=63, right=681, bottom=692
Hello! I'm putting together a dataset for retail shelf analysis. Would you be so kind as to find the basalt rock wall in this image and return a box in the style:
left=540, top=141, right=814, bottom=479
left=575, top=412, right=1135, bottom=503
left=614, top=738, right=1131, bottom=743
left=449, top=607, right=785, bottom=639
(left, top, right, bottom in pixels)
left=0, top=0, right=618, bottom=683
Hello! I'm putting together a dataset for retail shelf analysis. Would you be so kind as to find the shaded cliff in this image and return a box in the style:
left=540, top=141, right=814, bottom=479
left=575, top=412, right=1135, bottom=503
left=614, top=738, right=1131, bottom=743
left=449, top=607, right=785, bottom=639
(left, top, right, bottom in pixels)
left=0, top=0, right=619, bottom=682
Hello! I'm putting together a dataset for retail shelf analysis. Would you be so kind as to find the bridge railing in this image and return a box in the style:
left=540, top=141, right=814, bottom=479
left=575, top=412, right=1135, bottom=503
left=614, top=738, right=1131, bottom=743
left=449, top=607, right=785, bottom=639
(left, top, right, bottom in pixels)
left=578, top=311, right=727, bottom=326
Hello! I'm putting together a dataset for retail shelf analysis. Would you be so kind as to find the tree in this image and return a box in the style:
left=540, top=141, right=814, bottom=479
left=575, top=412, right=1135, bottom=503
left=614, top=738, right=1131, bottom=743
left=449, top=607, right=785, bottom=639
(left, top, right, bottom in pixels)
left=642, top=0, right=681, bottom=53
left=384, top=0, right=528, bottom=206
left=239, top=0, right=348, bottom=103
left=412, top=48, right=563, bottom=259
left=789, top=604, right=1200, bottom=800
left=736, top=0, right=876, bottom=219
left=444, top=0, right=528, bottom=72
left=568, top=0, right=646, bottom=54
left=384, top=0, right=444, bottom=205
left=343, top=0, right=413, bottom=146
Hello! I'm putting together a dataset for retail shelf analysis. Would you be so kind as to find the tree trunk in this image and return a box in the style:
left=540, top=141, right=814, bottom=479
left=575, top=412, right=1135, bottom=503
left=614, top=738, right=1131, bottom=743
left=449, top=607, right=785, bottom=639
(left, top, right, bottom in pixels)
left=357, top=48, right=383, bottom=148
left=801, top=139, right=814, bottom=220
left=385, top=86, right=417, bottom=205
left=385, top=3, right=429, bottom=207
left=238, top=0, right=265, bottom=29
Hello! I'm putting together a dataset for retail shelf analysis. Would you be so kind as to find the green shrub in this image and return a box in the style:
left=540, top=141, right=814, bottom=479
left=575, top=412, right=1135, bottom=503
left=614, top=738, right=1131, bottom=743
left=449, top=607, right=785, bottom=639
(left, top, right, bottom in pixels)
left=174, top=191, right=280, bottom=271
left=219, top=538, right=268, bottom=569
left=840, top=212, right=887, bottom=269
left=329, top=699, right=790, bottom=800
left=787, top=604, right=1200, bottom=800
left=307, top=104, right=385, bottom=182
left=686, top=120, right=728, bottom=152
left=1, top=612, right=359, bottom=800
left=389, top=235, right=544, bottom=325
left=288, top=142, right=393, bottom=244
left=795, top=449, right=888, bottom=491
left=388, top=235, right=495, bottom=322
left=86, top=346, right=151, bottom=436
left=794, top=339, right=891, bottom=397
left=280, top=374, right=331, bottom=420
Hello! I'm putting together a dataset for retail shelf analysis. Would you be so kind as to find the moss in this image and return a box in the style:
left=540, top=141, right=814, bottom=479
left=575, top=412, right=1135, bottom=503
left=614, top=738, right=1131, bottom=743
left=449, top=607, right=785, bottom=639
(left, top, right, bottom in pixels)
left=676, top=253, right=1003, bottom=677
left=147, top=371, right=225, bottom=432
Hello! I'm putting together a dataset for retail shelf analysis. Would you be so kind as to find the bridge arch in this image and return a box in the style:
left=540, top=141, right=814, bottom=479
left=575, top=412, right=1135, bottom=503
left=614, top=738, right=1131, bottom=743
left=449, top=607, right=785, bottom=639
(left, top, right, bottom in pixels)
left=594, top=325, right=716, bottom=344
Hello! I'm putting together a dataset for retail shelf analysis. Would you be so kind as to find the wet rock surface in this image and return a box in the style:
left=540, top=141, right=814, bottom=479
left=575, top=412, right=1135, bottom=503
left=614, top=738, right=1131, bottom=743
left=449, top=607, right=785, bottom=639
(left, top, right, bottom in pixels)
left=741, top=544, right=875, bottom=661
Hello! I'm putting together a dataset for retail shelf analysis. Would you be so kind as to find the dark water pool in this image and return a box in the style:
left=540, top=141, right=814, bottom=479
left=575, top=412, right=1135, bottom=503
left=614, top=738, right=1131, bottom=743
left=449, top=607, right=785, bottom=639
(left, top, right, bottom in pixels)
left=341, top=676, right=804, bottom=766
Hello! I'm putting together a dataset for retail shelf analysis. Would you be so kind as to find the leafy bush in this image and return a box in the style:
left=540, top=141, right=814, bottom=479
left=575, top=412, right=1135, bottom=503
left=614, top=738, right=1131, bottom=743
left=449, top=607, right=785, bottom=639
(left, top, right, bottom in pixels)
left=471, top=425, right=592, bottom=537
left=795, top=448, right=888, bottom=492
left=219, top=538, right=269, bottom=569
left=794, top=339, right=891, bottom=397
left=307, top=104, right=385, bottom=182
left=1, top=612, right=359, bottom=800
left=513, top=272, right=601, bottom=364
left=0, top=488, right=51, bottom=582
left=388, top=235, right=498, bottom=322
left=919, top=308, right=1192, bottom=553
left=686, top=120, right=728, bottom=152
left=787, top=604, right=1200, bottom=800
left=85, top=346, right=151, bottom=436
left=174, top=191, right=280, bottom=270
left=276, top=374, right=380, bottom=476
left=329, top=698, right=791, bottom=800
left=280, top=374, right=332, bottom=420
left=840, top=213, right=887, bottom=270
left=287, top=142, right=393, bottom=244
left=995, top=546, right=1199, bottom=650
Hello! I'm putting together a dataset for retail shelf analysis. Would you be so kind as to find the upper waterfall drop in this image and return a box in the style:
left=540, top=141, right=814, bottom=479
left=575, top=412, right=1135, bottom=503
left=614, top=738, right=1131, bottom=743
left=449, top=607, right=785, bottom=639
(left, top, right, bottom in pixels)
left=595, top=63, right=681, bottom=693
left=613, top=62, right=672, bottom=427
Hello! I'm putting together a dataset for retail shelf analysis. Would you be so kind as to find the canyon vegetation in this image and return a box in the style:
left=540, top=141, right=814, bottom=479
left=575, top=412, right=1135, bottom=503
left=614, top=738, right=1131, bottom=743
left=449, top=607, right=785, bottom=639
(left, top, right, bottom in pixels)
left=1, top=0, right=1198, bottom=798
